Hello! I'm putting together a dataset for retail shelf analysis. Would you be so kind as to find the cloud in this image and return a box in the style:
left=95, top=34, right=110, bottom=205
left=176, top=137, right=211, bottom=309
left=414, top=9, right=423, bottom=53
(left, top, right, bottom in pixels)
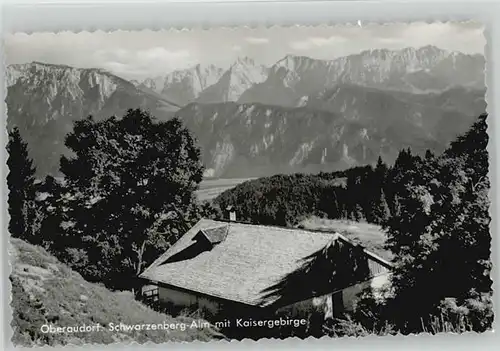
left=94, top=47, right=190, bottom=64
left=289, top=36, right=347, bottom=51
left=245, top=37, right=269, bottom=45
left=92, top=47, right=193, bottom=77
left=376, top=37, right=404, bottom=45
left=387, top=22, right=485, bottom=53
left=136, top=47, right=190, bottom=61
left=232, top=45, right=242, bottom=52
left=288, top=41, right=312, bottom=51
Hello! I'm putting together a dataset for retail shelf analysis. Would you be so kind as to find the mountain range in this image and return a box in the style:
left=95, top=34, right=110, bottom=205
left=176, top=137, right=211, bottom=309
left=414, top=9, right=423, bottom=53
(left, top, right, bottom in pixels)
left=6, top=45, right=486, bottom=178
left=135, top=45, right=485, bottom=106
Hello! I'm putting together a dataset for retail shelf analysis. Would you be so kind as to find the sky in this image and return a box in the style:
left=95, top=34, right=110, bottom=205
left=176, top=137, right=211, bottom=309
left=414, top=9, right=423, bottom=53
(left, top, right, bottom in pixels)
left=4, top=21, right=485, bottom=81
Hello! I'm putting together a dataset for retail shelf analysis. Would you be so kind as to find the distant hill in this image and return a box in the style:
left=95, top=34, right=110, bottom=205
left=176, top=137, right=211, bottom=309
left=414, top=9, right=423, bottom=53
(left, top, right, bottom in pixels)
left=176, top=84, right=482, bottom=178
left=9, top=238, right=223, bottom=347
left=177, top=102, right=377, bottom=178
left=304, top=83, right=485, bottom=147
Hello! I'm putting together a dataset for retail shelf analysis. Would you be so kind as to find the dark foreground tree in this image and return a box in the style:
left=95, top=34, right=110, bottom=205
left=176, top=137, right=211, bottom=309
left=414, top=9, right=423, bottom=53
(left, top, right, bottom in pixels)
left=59, top=109, right=204, bottom=289
left=34, top=176, right=67, bottom=250
left=384, top=114, right=492, bottom=332
left=7, top=127, right=36, bottom=239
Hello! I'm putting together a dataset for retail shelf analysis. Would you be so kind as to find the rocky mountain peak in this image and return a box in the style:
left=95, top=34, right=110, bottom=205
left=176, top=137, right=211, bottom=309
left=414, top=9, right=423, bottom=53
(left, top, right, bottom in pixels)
left=7, top=62, right=120, bottom=104
left=233, top=56, right=256, bottom=67
left=140, top=76, right=165, bottom=93
left=275, top=54, right=326, bottom=72
left=160, top=63, right=225, bottom=104
left=195, top=57, right=269, bottom=103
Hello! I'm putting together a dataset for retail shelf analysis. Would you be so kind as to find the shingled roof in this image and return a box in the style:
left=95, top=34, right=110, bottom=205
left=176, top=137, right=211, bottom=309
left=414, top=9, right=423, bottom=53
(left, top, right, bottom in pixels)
left=139, top=219, right=392, bottom=306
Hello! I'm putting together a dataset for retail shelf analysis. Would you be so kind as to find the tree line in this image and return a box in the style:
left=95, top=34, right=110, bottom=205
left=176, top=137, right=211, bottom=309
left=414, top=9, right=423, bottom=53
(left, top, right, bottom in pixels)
left=215, top=157, right=393, bottom=226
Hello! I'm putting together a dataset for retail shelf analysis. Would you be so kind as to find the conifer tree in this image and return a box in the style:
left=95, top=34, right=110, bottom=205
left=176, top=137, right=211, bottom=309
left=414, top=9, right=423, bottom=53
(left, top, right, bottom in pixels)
left=354, top=203, right=365, bottom=221
left=374, top=156, right=388, bottom=185
left=36, top=176, right=67, bottom=250
left=425, top=149, right=435, bottom=160
left=7, top=127, right=36, bottom=239
left=372, top=189, right=391, bottom=224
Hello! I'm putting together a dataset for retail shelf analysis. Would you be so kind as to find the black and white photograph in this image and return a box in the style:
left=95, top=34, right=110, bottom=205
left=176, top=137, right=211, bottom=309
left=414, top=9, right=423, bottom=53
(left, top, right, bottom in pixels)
left=3, top=21, right=492, bottom=346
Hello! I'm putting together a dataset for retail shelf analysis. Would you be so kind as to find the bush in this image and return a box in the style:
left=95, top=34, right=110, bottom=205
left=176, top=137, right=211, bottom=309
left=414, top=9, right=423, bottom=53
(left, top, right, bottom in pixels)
left=434, top=294, right=493, bottom=333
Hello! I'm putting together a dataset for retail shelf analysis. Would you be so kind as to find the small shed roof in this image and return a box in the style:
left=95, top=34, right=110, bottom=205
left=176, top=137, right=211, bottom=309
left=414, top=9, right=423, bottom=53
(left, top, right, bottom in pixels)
left=140, top=219, right=391, bottom=306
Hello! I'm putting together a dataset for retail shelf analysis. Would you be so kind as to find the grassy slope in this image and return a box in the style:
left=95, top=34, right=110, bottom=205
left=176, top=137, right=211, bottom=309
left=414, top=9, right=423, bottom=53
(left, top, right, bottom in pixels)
left=9, top=238, right=224, bottom=347
left=298, top=216, right=392, bottom=261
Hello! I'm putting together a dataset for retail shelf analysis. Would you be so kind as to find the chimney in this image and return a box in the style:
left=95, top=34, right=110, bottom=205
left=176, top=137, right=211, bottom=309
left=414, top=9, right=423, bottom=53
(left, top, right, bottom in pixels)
left=226, top=205, right=236, bottom=222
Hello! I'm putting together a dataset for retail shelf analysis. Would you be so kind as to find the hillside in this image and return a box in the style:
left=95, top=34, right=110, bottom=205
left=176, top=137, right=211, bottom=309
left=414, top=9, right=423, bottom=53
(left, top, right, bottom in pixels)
left=304, top=83, right=484, bottom=145
left=177, top=102, right=372, bottom=178
left=176, top=93, right=478, bottom=178
left=9, top=238, right=223, bottom=347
